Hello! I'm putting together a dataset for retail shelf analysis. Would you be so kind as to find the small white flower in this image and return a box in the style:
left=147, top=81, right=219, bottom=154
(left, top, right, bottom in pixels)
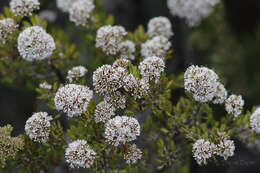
left=17, top=26, right=56, bottom=61
left=225, top=94, right=244, bottom=118
left=118, top=40, right=136, bottom=60
left=192, top=139, right=216, bottom=165
left=105, top=116, right=140, bottom=146
left=133, top=78, right=150, bottom=99
left=65, top=140, right=96, bottom=168
left=141, top=36, right=171, bottom=58
left=96, top=25, right=127, bottom=55
left=0, top=18, right=17, bottom=44
left=139, top=56, right=165, bottom=83
left=10, top=0, right=40, bottom=17
left=54, top=84, right=93, bottom=118
left=167, top=0, right=220, bottom=27
left=112, top=58, right=131, bottom=69
left=67, top=66, right=88, bottom=83
left=25, top=112, right=53, bottom=143
left=250, top=107, right=260, bottom=133
left=217, top=139, right=235, bottom=160
left=69, top=0, right=95, bottom=26
left=94, top=101, right=115, bottom=123
left=56, top=0, right=75, bottom=12
left=104, top=91, right=126, bottom=110
left=147, top=16, right=173, bottom=39
left=184, top=65, right=219, bottom=103
left=213, top=82, right=227, bottom=104
left=124, top=144, right=142, bottom=164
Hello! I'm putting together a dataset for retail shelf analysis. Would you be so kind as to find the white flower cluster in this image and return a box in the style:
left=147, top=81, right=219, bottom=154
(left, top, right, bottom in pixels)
left=225, top=94, right=244, bottom=118
left=141, top=36, right=171, bottom=58
left=213, top=82, right=228, bottom=104
left=133, top=78, right=150, bottom=100
left=39, top=10, right=57, bottom=23
left=123, top=144, right=142, bottom=164
left=94, top=101, right=115, bottom=123
left=192, top=139, right=216, bottom=165
left=118, top=40, right=136, bottom=60
left=65, top=140, right=96, bottom=168
left=67, top=66, right=88, bottom=83
left=167, top=0, right=220, bottom=27
left=217, top=138, right=235, bottom=160
left=25, top=112, right=53, bottom=143
left=139, top=56, right=165, bottom=83
left=39, top=82, right=52, bottom=90
left=147, top=16, right=173, bottom=39
left=0, top=18, right=17, bottom=44
left=96, top=25, right=127, bottom=55
left=112, top=58, right=131, bottom=69
left=104, top=91, right=126, bottom=110
left=104, top=116, right=140, bottom=146
left=184, top=65, right=226, bottom=103
left=10, top=0, right=40, bottom=17
left=56, top=0, right=74, bottom=12
left=17, top=26, right=56, bottom=61
left=69, top=0, right=95, bottom=26
left=54, top=84, right=93, bottom=118
left=93, top=65, right=127, bottom=95
left=250, top=107, right=260, bottom=133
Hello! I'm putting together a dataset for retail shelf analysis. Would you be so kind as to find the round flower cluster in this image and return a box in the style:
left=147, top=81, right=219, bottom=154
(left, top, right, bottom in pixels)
left=105, top=116, right=140, bottom=146
left=104, top=91, right=126, bottom=110
left=141, top=36, right=171, bottom=58
left=94, top=101, right=115, bottom=123
left=10, top=0, right=40, bottom=17
left=250, top=107, right=260, bottom=133
left=65, top=140, right=96, bottom=168
left=213, top=82, right=227, bottom=104
left=167, top=0, right=220, bottom=27
left=139, top=56, right=165, bottom=83
left=184, top=65, right=220, bottom=103
left=124, top=144, right=142, bottom=164
left=39, top=82, right=52, bottom=90
left=67, top=66, right=88, bottom=83
left=56, top=0, right=74, bottom=12
left=225, top=94, right=244, bottom=118
left=118, top=40, right=136, bottom=60
left=112, top=58, right=131, bottom=69
left=192, top=139, right=216, bottom=165
left=69, top=0, right=95, bottom=26
left=17, top=26, right=56, bottom=61
left=96, top=25, right=127, bottom=55
left=147, top=16, right=173, bottom=39
left=0, top=18, right=17, bottom=44
left=217, top=139, right=235, bottom=160
left=93, top=65, right=127, bottom=95
left=122, top=74, right=138, bottom=92
left=54, top=84, right=93, bottom=118
left=25, top=112, right=53, bottom=143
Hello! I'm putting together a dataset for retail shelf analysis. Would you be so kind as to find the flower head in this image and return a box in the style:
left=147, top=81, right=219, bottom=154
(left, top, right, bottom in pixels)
left=217, top=139, right=235, bottom=160
left=94, top=101, right=115, bottom=123
left=10, top=0, right=40, bottom=17
left=67, top=66, right=88, bottom=83
left=118, top=40, right=136, bottom=60
left=147, top=16, right=173, bottom=39
left=124, top=144, right=142, bottom=164
left=65, top=140, right=96, bottom=168
left=17, top=26, right=56, bottom=61
left=184, top=65, right=219, bottom=103
left=213, top=82, right=227, bottom=104
left=56, top=0, right=75, bottom=12
left=104, top=91, right=126, bottom=110
left=0, top=18, right=17, bottom=44
left=139, top=56, right=165, bottom=83
left=105, top=116, right=140, bottom=146
left=225, top=94, right=244, bottom=118
left=69, top=0, right=95, bottom=26
left=141, top=36, right=171, bottom=58
left=25, top=112, right=53, bottom=143
left=54, top=84, right=93, bottom=117
left=192, top=139, right=216, bottom=165
left=167, top=0, right=220, bottom=27
left=250, top=107, right=260, bottom=133
left=112, top=58, right=131, bottom=69
left=96, top=25, right=127, bottom=55
left=39, top=82, right=52, bottom=90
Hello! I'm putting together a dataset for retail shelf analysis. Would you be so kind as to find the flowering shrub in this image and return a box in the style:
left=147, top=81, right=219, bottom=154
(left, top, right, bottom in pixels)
left=0, top=0, right=260, bottom=172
